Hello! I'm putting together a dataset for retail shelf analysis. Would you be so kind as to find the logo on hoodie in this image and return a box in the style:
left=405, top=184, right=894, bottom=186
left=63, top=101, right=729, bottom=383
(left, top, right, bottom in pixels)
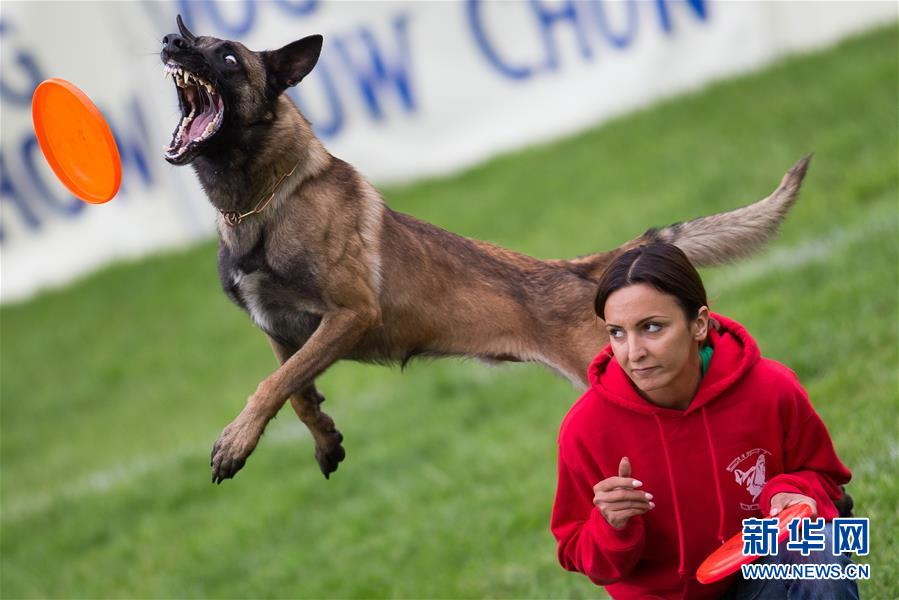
left=727, top=448, right=771, bottom=511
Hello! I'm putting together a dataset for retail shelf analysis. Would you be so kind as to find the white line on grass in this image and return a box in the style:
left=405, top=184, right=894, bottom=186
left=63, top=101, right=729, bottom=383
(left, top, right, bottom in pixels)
left=705, top=202, right=895, bottom=290
left=1, top=421, right=308, bottom=521
left=2, top=207, right=895, bottom=523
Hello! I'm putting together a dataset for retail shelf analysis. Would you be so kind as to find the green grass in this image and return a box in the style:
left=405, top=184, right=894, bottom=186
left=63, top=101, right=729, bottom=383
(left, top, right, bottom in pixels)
left=2, top=24, right=897, bottom=599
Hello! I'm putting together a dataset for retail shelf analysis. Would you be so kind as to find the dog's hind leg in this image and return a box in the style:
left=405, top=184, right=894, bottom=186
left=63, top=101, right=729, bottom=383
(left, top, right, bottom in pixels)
left=268, top=336, right=346, bottom=479
left=539, top=337, right=599, bottom=390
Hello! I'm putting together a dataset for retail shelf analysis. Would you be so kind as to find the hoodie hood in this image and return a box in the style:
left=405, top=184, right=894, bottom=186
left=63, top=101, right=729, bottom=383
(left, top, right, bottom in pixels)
left=588, top=312, right=761, bottom=416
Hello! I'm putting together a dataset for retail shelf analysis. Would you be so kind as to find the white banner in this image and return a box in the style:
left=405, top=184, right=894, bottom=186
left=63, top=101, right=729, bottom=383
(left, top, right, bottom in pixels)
left=1, top=1, right=895, bottom=302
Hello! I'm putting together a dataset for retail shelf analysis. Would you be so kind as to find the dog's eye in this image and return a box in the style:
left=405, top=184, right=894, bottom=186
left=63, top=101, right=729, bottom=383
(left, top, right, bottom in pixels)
left=224, top=55, right=238, bottom=66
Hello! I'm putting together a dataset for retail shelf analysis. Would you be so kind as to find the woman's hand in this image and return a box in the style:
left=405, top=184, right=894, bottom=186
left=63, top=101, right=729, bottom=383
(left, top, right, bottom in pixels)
left=769, top=492, right=817, bottom=517
left=593, top=457, right=655, bottom=529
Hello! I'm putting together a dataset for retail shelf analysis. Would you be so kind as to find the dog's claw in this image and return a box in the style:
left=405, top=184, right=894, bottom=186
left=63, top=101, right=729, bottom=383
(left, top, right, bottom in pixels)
left=209, top=418, right=258, bottom=484
left=314, top=428, right=346, bottom=479
left=210, top=452, right=247, bottom=484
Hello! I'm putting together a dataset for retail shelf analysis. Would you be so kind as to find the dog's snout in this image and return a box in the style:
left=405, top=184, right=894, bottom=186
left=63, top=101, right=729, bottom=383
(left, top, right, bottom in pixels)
left=162, top=33, right=189, bottom=53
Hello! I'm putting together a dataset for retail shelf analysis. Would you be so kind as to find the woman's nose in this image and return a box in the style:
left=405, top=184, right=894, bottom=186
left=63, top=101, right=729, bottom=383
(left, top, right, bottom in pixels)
left=628, top=343, right=647, bottom=362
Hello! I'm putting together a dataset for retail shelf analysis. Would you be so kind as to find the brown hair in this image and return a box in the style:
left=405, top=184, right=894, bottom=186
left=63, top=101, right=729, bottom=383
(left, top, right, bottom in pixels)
left=594, top=242, right=709, bottom=322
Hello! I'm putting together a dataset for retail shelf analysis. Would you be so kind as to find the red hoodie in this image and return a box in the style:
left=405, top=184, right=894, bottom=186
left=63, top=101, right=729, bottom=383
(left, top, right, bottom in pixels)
left=551, top=314, right=851, bottom=599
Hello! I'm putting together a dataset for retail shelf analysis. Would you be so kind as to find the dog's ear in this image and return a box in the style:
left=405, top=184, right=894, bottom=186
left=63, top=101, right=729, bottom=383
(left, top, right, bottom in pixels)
left=176, top=14, right=197, bottom=43
left=263, top=35, right=323, bottom=98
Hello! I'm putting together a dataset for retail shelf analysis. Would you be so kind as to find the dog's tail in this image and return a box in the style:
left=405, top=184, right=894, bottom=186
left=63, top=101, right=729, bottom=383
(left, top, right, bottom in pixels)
left=640, top=155, right=811, bottom=267
left=565, top=155, right=811, bottom=277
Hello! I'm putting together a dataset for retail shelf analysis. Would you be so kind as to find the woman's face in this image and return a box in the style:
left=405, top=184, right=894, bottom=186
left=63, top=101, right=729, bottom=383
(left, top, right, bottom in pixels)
left=603, top=283, right=709, bottom=407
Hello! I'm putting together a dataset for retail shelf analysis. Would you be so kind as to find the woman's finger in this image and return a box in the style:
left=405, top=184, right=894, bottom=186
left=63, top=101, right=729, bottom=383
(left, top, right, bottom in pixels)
left=790, top=497, right=818, bottom=517
left=610, top=503, right=655, bottom=517
left=596, top=488, right=653, bottom=504
left=769, top=493, right=818, bottom=517
left=594, top=477, right=643, bottom=493
left=597, top=500, right=654, bottom=512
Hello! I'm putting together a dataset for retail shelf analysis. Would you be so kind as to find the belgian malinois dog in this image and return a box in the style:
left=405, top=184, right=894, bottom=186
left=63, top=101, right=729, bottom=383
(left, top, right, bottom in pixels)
left=161, top=17, right=810, bottom=484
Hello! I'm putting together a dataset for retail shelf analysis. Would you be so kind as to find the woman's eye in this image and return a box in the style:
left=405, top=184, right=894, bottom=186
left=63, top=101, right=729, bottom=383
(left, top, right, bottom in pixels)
left=609, top=329, right=624, bottom=339
left=645, top=323, right=662, bottom=333
left=224, top=55, right=238, bottom=66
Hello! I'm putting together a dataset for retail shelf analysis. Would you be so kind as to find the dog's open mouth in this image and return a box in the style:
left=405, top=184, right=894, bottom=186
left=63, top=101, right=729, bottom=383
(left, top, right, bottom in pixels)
left=164, top=61, right=224, bottom=162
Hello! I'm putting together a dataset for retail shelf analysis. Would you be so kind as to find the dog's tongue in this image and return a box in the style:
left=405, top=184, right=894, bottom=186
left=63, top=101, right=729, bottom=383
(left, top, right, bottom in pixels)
left=187, top=99, right=220, bottom=141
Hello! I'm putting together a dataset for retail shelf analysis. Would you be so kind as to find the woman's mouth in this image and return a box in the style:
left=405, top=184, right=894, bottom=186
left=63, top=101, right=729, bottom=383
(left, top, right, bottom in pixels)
left=631, top=367, right=659, bottom=377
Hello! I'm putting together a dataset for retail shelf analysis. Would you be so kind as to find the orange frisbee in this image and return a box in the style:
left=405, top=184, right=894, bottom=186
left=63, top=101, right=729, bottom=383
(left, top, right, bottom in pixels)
left=32, top=78, right=121, bottom=204
left=696, top=503, right=815, bottom=584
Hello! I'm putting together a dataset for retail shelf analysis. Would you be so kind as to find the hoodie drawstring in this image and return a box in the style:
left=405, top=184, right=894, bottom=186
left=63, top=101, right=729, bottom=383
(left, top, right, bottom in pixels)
left=702, top=406, right=726, bottom=544
left=653, top=414, right=687, bottom=577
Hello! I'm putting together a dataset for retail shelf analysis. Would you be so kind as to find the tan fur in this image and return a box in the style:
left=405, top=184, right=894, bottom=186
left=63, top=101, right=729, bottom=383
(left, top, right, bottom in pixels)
left=208, top=142, right=809, bottom=482
left=160, top=24, right=809, bottom=482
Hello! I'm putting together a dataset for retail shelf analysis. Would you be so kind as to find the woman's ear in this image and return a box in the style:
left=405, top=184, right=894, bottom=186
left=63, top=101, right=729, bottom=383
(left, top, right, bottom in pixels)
left=694, top=306, right=710, bottom=342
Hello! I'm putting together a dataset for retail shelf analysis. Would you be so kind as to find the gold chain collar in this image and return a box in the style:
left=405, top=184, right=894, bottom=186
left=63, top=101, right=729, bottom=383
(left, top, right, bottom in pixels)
left=220, top=160, right=301, bottom=227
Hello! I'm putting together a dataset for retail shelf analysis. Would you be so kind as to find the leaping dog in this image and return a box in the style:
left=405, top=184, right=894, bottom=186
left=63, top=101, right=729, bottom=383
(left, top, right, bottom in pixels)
left=159, top=17, right=810, bottom=483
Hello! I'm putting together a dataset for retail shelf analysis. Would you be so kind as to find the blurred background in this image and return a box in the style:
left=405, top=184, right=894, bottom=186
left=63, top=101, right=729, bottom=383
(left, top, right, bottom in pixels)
left=1, top=1, right=897, bottom=598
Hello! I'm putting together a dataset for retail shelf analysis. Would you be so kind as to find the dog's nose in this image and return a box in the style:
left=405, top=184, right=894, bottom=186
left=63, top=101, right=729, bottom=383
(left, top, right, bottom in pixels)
left=162, top=33, right=189, bottom=53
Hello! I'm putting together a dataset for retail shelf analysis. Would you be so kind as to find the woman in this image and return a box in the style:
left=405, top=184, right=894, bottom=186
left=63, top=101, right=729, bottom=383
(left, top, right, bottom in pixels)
left=551, top=242, right=857, bottom=599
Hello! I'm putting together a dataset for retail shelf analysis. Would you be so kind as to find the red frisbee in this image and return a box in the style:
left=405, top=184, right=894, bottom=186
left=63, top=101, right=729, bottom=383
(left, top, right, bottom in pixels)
left=696, top=503, right=815, bottom=584
left=32, top=78, right=121, bottom=204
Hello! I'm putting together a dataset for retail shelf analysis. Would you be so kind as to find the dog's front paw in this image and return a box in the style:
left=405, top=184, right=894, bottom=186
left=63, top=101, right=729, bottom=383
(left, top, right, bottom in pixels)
left=211, top=417, right=261, bottom=484
left=315, top=428, right=345, bottom=479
